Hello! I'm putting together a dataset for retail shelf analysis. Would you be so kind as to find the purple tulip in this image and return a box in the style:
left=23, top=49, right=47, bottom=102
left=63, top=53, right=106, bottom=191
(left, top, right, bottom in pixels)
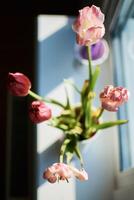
left=79, top=40, right=105, bottom=60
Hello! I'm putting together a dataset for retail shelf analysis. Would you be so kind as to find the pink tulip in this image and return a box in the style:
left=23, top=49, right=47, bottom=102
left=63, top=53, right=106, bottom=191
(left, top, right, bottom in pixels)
left=72, top=5, right=105, bottom=46
left=43, top=163, right=73, bottom=183
left=29, top=101, right=52, bottom=123
left=100, top=85, right=129, bottom=112
left=8, top=72, right=31, bottom=96
left=43, top=163, right=88, bottom=183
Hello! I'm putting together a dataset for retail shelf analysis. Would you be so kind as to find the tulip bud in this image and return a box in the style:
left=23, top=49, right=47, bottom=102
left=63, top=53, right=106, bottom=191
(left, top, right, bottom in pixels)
left=7, top=72, right=31, bottom=96
left=29, top=101, right=52, bottom=123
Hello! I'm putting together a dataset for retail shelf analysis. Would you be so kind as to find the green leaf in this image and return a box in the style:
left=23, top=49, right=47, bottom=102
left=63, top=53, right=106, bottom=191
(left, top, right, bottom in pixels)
left=74, top=145, right=84, bottom=166
left=29, top=90, right=66, bottom=108
left=60, top=138, right=71, bottom=163
left=64, top=79, right=81, bottom=94
left=95, top=120, right=128, bottom=130
left=85, top=100, right=92, bottom=129
left=66, top=149, right=74, bottom=164
left=90, top=66, right=100, bottom=91
left=64, top=86, right=71, bottom=109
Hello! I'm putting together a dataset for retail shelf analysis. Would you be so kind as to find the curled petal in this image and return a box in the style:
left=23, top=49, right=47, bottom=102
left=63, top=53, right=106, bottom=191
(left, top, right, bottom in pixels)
left=69, top=166, right=88, bottom=181
left=91, top=5, right=105, bottom=23
left=72, top=5, right=105, bottom=46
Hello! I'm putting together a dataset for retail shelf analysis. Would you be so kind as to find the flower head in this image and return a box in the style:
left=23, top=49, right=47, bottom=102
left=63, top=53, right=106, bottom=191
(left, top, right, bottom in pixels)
left=43, top=163, right=73, bottom=183
left=100, top=85, right=129, bottom=111
left=7, top=72, right=31, bottom=96
left=29, top=101, right=52, bottom=123
left=43, top=163, right=88, bottom=183
left=72, top=5, right=105, bottom=46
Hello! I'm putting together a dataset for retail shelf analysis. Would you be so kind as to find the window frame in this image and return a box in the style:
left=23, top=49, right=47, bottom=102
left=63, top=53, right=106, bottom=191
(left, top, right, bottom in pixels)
left=111, top=0, right=134, bottom=191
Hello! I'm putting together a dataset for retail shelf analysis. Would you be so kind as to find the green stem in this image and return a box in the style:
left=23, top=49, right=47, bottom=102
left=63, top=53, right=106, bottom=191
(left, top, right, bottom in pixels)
left=28, top=90, right=65, bottom=108
left=59, top=138, right=71, bottom=163
left=87, top=45, right=92, bottom=90
left=83, top=46, right=93, bottom=129
left=74, top=145, right=84, bottom=167
left=97, top=108, right=104, bottom=119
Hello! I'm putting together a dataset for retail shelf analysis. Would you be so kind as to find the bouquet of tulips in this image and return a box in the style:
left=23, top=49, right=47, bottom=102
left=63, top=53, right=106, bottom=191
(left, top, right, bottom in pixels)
left=7, top=5, right=129, bottom=183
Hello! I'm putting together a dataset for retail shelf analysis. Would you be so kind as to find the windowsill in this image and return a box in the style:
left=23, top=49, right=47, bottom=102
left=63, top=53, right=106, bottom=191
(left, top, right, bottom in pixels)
left=117, top=167, right=134, bottom=188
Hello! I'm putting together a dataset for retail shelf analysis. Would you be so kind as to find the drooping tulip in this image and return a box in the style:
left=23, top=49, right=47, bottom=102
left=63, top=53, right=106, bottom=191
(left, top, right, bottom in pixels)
left=43, top=163, right=73, bottom=183
left=43, top=163, right=88, bottom=183
left=8, top=72, right=31, bottom=96
left=29, top=101, right=52, bottom=123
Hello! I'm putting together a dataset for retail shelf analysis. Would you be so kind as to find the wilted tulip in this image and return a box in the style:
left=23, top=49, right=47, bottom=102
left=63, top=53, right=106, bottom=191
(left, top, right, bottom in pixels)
left=100, top=85, right=129, bottom=111
left=43, top=163, right=88, bottom=183
left=43, top=163, right=73, bottom=183
left=29, top=101, right=52, bottom=123
left=72, top=5, right=105, bottom=46
left=7, top=72, right=31, bottom=96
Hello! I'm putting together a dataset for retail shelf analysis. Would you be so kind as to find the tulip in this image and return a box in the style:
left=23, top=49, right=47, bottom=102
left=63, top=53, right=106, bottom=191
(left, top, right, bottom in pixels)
left=43, top=163, right=88, bottom=183
left=7, top=72, right=31, bottom=96
left=100, top=85, right=129, bottom=111
left=91, top=40, right=105, bottom=60
left=72, top=5, right=105, bottom=46
left=43, top=163, right=73, bottom=183
left=29, top=101, right=52, bottom=123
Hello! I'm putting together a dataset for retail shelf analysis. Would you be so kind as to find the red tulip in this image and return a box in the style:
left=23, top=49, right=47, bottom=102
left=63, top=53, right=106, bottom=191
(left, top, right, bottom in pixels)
left=8, top=72, right=31, bottom=96
left=29, top=101, right=52, bottom=123
left=100, top=85, right=129, bottom=112
left=72, top=5, right=105, bottom=46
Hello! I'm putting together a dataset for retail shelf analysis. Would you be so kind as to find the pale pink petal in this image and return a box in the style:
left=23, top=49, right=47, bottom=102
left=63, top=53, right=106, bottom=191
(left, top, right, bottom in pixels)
left=91, top=5, right=105, bottom=24
left=69, top=166, right=88, bottom=181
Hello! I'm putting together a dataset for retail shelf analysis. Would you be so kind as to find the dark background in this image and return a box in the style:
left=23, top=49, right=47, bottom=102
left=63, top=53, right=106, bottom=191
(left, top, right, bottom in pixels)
left=0, top=0, right=117, bottom=199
